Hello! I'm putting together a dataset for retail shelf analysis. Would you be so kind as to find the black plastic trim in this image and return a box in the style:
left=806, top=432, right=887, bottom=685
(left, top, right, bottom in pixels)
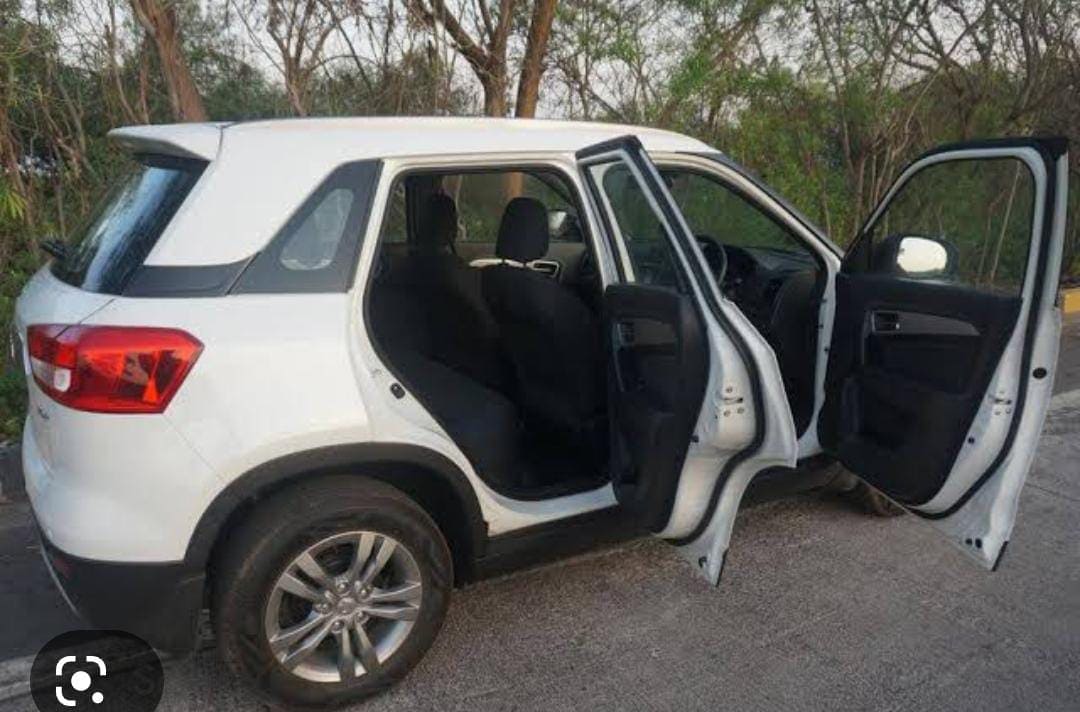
left=123, top=258, right=252, bottom=297
left=183, top=443, right=487, bottom=571
left=37, top=528, right=203, bottom=655
left=575, top=135, right=767, bottom=547
left=232, top=160, right=382, bottom=294
left=475, top=506, right=638, bottom=579
left=991, top=540, right=1010, bottom=571
left=919, top=135, right=1068, bottom=162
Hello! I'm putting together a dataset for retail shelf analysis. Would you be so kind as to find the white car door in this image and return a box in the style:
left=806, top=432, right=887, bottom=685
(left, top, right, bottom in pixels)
left=817, top=137, right=1069, bottom=569
left=577, top=136, right=798, bottom=584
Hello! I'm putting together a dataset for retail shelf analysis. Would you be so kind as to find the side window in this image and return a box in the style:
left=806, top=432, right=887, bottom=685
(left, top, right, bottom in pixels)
left=856, top=158, right=1036, bottom=293
left=522, top=173, right=582, bottom=243
left=380, top=181, right=407, bottom=244
left=588, top=161, right=685, bottom=290
left=233, top=160, right=381, bottom=294
left=279, top=188, right=354, bottom=270
left=663, top=170, right=810, bottom=256
left=452, top=171, right=581, bottom=244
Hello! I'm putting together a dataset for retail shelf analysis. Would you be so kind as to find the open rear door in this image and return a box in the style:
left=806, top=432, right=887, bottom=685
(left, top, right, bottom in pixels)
left=577, top=136, right=797, bottom=583
left=819, top=138, right=1069, bottom=569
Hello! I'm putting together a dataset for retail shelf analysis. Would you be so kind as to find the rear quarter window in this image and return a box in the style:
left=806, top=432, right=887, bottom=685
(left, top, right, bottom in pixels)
left=231, top=160, right=382, bottom=294
left=51, top=155, right=205, bottom=294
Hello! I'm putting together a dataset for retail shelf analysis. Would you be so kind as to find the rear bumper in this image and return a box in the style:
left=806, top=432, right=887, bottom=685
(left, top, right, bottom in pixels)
left=37, top=525, right=205, bottom=655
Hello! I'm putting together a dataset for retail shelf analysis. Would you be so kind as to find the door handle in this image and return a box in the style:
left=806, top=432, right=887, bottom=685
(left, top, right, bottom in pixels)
left=873, top=311, right=901, bottom=333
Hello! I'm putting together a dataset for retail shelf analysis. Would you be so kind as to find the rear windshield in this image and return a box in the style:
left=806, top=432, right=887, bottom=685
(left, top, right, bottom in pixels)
left=51, top=154, right=206, bottom=294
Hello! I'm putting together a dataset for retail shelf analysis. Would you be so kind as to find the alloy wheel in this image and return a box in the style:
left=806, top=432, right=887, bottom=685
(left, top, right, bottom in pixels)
left=263, top=530, right=423, bottom=683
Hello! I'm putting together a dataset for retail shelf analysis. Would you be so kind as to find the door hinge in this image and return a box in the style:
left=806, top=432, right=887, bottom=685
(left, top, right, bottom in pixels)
left=720, top=385, right=745, bottom=416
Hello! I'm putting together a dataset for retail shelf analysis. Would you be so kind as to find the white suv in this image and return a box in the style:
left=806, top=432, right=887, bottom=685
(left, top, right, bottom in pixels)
left=13, top=118, right=1068, bottom=707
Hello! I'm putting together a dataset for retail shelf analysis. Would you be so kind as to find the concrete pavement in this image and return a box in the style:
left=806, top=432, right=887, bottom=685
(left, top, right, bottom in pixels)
left=1, top=386, right=1066, bottom=712
left=0, top=319, right=1077, bottom=710
left=1056, top=314, right=1080, bottom=394
left=155, top=389, right=1079, bottom=712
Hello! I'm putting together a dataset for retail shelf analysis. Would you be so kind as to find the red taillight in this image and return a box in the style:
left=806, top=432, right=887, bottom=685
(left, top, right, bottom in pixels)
left=27, top=324, right=203, bottom=413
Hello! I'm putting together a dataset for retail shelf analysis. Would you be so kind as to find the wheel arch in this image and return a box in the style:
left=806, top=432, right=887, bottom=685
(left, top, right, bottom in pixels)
left=187, top=443, right=488, bottom=588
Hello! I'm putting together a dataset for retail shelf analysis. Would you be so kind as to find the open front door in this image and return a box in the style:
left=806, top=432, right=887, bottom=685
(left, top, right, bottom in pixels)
left=578, top=136, right=797, bottom=583
left=819, top=137, right=1069, bottom=569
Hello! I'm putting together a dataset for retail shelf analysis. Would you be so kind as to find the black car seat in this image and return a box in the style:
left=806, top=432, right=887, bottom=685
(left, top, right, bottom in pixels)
left=481, top=197, right=603, bottom=456
left=368, top=194, right=522, bottom=491
left=767, top=269, right=820, bottom=434
left=392, top=193, right=506, bottom=391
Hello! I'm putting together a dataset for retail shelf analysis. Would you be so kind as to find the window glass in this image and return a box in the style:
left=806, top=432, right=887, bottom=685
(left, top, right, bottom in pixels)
left=380, top=182, right=408, bottom=244
left=859, top=158, right=1035, bottom=293
left=451, top=171, right=581, bottom=243
left=382, top=169, right=584, bottom=255
left=51, top=155, right=204, bottom=294
left=279, top=188, right=355, bottom=271
left=589, top=161, right=684, bottom=290
left=664, top=170, right=810, bottom=256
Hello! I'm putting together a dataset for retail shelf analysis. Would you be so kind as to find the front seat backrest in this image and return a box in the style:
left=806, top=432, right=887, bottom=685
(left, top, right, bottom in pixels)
left=767, top=269, right=819, bottom=434
left=482, top=197, right=601, bottom=435
left=412, top=193, right=458, bottom=256
left=393, top=193, right=505, bottom=390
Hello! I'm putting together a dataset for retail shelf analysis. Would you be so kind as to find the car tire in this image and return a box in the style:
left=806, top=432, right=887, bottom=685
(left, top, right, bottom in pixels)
left=212, top=475, right=452, bottom=709
left=847, top=481, right=906, bottom=518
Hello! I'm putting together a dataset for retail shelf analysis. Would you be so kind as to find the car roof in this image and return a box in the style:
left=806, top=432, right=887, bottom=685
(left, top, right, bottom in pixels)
left=108, top=117, right=716, bottom=162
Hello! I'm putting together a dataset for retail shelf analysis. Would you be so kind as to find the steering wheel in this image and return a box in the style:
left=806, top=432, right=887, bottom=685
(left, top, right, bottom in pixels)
left=695, top=234, right=727, bottom=285
left=578, top=247, right=597, bottom=280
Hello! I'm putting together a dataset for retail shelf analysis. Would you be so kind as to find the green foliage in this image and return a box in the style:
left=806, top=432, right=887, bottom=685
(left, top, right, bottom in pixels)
left=0, top=182, right=26, bottom=223
left=1, top=0, right=1078, bottom=439
left=0, top=233, right=35, bottom=442
left=0, top=372, right=26, bottom=444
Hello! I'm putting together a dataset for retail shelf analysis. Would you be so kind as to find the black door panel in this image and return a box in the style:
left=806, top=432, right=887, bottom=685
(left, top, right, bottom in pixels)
left=604, top=284, right=709, bottom=531
left=869, top=310, right=980, bottom=337
left=819, top=273, right=1020, bottom=504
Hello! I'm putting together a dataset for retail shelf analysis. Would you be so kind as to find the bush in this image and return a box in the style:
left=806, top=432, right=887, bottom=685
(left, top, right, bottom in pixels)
left=0, top=371, right=26, bottom=444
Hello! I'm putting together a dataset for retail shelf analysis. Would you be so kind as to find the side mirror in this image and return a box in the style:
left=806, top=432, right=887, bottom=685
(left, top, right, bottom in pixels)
left=548, top=210, right=568, bottom=235
left=875, top=234, right=958, bottom=278
left=548, top=210, right=582, bottom=242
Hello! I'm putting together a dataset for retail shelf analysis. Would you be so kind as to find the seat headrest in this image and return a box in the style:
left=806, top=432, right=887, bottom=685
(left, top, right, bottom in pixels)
left=413, top=193, right=458, bottom=255
left=495, top=197, right=549, bottom=263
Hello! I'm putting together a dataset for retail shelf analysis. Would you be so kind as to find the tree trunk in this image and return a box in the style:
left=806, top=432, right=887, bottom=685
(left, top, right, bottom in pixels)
left=514, top=0, right=558, bottom=118
left=284, top=64, right=309, bottom=117
left=129, top=0, right=208, bottom=122
left=405, top=0, right=514, bottom=117
left=482, top=67, right=508, bottom=117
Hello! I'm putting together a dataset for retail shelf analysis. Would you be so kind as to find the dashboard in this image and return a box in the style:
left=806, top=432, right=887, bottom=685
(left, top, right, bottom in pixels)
left=714, top=242, right=819, bottom=333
